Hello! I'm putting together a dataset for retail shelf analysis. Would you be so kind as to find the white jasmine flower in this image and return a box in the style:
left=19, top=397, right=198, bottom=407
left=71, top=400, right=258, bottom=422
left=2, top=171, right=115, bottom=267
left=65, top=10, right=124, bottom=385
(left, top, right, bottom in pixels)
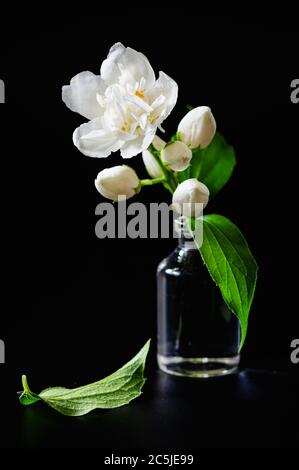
left=142, top=135, right=166, bottom=177
left=172, top=178, right=209, bottom=216
left=161, top=141, right=192, bottom=171
left=94, top=165, right=140, bottom=201
left=142, top=149, right=162, bottom=178
left=178, top=106, right=216, bottom=149
left=152, top=135, right=166, bottom=151
left=63, top=43, right=178, bottom=159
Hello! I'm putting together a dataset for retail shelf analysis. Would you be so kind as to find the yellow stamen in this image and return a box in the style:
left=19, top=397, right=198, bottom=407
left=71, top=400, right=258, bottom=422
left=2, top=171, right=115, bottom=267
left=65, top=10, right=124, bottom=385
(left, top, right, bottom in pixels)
left=135, top=89, right=145, bottom=99
left=149, top=115, right=157, bottom=124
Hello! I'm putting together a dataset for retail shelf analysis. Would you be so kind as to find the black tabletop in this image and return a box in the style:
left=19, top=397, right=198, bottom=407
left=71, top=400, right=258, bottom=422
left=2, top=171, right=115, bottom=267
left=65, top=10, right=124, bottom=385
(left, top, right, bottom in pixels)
left=1, top=361, right=298, bottom=452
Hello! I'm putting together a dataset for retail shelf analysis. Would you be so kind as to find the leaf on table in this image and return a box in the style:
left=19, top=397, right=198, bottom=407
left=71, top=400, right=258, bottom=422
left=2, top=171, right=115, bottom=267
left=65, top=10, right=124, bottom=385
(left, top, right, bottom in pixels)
left=19, top=339, right=151, bottom=416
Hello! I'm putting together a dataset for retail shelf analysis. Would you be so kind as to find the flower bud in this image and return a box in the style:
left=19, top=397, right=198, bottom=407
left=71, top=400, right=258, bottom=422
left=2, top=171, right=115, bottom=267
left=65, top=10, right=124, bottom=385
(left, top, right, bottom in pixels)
left=161, top=141, right=192, bottom=172
left=95, top=165, right=140, bottom=201
left=152, top=135, right=166, bottom=151
left=172, top=178, right=209, bottom=217
left=178, top=106, right=216, bottom=149
left=142, top=149, right=162, bottom=178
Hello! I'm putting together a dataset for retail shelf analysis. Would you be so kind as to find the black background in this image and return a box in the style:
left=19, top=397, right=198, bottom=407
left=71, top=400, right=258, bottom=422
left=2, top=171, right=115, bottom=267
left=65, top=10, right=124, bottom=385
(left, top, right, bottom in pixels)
left=0, top=15, right=298, bottom=452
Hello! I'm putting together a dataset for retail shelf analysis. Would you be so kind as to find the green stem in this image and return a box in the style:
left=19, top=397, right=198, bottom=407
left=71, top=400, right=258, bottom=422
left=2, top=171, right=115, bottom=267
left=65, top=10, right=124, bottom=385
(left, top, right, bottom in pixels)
left=22, top=375, right=31, bottom=393
left=193, top=148, right=203, bottom=180
left=22, top=375, right=31, bottom=394
left=148, top=145, right=177, bottom=193
left=167, top=171, right=178, bottom=192
left=140, top=177, right=166, bottom=187
left=20, top=375, right=41, bottom=405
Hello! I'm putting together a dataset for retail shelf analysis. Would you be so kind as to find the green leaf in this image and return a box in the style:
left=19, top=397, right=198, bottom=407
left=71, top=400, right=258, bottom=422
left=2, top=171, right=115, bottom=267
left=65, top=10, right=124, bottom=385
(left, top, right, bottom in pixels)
left=170, top=131, right=182, bottom=142
left=176, top=166, right=190, bottom=183
left=196, top=215, right=258, bottom=349
left=19, top=376, right=41, bottom=405
left=189, top=132, right=236, bottom=197
left=19, top=340, right=151, bottom=416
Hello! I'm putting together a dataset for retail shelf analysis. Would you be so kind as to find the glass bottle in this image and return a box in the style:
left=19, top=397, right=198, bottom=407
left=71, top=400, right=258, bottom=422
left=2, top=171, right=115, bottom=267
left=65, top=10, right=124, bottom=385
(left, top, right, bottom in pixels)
left=157, top=218, right=240, bottom=377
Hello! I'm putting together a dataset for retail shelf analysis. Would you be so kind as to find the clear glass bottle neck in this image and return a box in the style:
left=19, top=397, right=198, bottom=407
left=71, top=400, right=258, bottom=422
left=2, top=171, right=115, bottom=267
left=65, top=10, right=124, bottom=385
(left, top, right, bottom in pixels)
left=175, top=217, right=197, bottom=251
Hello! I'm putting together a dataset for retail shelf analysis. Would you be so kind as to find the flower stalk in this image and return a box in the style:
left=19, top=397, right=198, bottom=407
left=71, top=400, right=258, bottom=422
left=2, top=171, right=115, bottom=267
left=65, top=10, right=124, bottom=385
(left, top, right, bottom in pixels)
left=140, top=177, right=166, bottom=187
left=148, top=145, right=177, bottom=193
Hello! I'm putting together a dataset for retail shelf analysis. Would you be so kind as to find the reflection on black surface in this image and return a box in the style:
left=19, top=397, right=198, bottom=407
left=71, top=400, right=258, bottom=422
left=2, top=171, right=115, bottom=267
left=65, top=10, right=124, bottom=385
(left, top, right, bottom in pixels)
left=154, top=367, right=298, bottom=399
left=19, top=368, right=299, bottom=449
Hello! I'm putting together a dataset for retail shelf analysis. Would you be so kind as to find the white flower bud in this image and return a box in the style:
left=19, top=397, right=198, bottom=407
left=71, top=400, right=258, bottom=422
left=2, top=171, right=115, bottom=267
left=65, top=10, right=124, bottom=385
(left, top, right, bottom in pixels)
left=142, top=135, right=166, bottom=178
left=142, top=149, right=162, bottom=178
left=172, top=178, right=209, bottom=217
left=161, top=141, right=192, bottom=172
left=178, top=106, right=216, bottom=149
left=95, top=165, right=140, bottom=201
left=152, top=135, right=166, bottom=151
